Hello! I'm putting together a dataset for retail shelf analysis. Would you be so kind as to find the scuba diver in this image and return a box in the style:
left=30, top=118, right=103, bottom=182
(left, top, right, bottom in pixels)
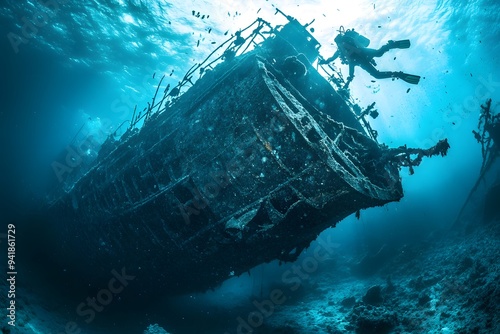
left=319, top=26, right=421, bottom=87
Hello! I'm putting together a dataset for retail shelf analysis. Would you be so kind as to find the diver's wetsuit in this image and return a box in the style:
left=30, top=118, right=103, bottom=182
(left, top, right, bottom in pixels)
left=321, top=34, right=419, bottom=86
left=345, top=44, right=396, bottom=80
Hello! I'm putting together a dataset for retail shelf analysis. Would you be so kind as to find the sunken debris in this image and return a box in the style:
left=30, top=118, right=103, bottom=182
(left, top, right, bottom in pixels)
left=455, top=98, right=499, bottom=226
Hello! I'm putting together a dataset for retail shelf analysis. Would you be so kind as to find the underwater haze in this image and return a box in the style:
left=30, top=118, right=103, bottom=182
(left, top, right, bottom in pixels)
left=1, top=0, right=500, bottom=333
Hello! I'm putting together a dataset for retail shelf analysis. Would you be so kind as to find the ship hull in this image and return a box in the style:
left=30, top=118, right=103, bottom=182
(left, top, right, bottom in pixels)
left=46, top=51, right=402, bottom=297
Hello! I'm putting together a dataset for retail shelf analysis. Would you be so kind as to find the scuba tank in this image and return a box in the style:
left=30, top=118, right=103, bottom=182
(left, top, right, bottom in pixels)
left=335, top=26, right=371, bottom=64
left=339, top=26, right=370, bottom=48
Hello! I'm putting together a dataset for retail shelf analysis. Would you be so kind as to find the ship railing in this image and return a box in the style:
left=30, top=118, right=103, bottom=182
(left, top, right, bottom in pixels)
left=47, top=19, right=277, bottom=201
left=127, top=15, right=378, bottom=144
left=317, top=62, right=379, bottom=142
left=128, top=18, right=274, bottom=131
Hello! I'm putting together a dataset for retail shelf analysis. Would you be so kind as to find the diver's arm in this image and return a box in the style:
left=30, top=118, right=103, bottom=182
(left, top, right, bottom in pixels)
left=344, top=63, right=355, bottom=87
left=326, top=50, right=340, bottom=63
left=319, top=50, right=340, bottom=64
left=348, top=63, right=355, bottom=78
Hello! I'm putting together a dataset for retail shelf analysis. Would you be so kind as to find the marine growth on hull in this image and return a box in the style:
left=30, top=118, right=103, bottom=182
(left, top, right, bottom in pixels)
left=47, top=13, right=449, bottom=296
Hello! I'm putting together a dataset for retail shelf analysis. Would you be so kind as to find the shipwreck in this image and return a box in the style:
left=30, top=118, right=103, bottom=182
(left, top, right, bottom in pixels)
left=46, top=13, right=449, bottom=297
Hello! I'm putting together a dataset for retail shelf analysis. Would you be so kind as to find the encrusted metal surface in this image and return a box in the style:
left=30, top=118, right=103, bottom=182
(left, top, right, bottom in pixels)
left=47, top=19, right=404, bottom=296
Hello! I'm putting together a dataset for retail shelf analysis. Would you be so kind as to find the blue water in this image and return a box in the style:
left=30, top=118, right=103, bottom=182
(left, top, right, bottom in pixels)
left=1, top=0, right=499, bottom=333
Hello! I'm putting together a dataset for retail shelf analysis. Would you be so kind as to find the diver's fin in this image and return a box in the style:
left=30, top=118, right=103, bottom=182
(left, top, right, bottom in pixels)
left=397, top=72, right=421, bottom=85
left=388, top=39, right=411, bottom=49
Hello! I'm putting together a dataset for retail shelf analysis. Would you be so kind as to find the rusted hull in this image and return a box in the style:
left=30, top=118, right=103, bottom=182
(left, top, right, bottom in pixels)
left=48, top=53, right=402, bottom=295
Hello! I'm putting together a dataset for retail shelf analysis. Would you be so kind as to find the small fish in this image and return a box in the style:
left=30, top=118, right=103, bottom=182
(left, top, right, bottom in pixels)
left=192, top=10, right=195, bottom=16
left=373, top=4, right=376, bottom=9
left=394, top=57, right=396, bottom=60
left=211, top=41, right=216, bottom=44
left=153, top=72, right=156, bottom=78
left=197, top=40, right=200, bottom=47
left=371, top=80, right=376, bottom=83
left=170, top=69, right=174, bottom=76
left=470, top=73, right=473, bottom=77
left=207, top=15, right=209, bottom=19
left=257, top=8, right=261, bottom=14
left=406, top=88, right=411, bottom=93
left=208, top=28, right=212, bottom=33
left=378, top=25, right=381, bottom=28
left=224, top=30, right=228, bottom=36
